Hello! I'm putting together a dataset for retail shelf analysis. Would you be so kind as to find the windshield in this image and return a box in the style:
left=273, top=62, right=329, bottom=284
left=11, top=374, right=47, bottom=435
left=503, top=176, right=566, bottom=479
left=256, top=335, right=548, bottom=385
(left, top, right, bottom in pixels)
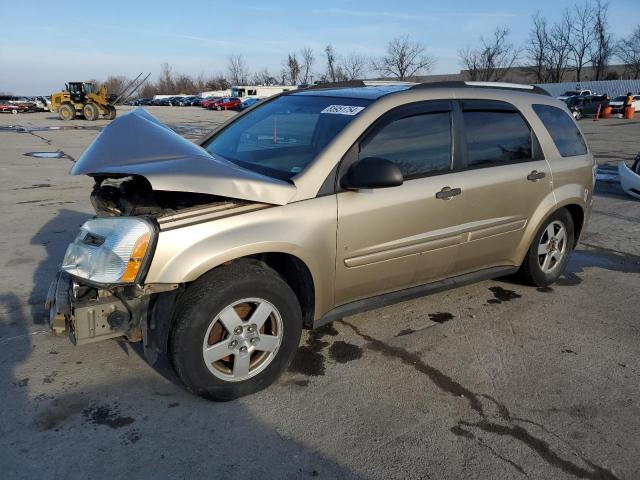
left=562, top=91, right=579, bottom=96
left=203, top=94, right=371, bottom=179
left=613, top=96, right=626, bottom=101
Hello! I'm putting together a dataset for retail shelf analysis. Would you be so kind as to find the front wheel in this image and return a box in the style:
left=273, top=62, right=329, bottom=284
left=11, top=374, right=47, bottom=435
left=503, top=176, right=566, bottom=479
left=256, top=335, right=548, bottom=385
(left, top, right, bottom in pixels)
left=519, top=209, right=574, bottom=287
left=170, top=260, right=302, bottom=400
left=105, top=105, right=116, bottom=120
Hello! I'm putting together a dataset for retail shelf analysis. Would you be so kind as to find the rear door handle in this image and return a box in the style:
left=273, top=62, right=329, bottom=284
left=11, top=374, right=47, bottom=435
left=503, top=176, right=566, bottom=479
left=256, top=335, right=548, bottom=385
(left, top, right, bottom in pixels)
left=435, top=186, right=462, bottom=200
left=527, top=170, right=546, bottom=182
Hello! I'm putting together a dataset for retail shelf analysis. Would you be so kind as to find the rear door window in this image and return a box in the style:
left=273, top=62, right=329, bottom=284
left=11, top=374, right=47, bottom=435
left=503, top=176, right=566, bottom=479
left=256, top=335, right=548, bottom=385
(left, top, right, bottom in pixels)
left=460, top=101, right=537, bottom=167
left=532, top=104, right=588, bottom=157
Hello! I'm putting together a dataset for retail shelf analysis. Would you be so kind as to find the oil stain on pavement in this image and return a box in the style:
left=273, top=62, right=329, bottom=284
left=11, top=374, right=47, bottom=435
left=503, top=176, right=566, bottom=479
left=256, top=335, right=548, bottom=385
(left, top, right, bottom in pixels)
left=328, top=341, right=363, bottom=363
left=288, top=323, right=338, bottom=376
left=487, top=286, right=522, bottom=304
left=82, top=402, right=135, bottom=429
left=428, top=312, right=454, bottom=323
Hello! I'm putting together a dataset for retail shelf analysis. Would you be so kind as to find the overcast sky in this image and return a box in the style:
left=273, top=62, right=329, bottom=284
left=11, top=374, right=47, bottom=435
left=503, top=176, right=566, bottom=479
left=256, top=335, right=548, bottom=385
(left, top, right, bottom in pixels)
left=2, top=0, right=639, bottom=94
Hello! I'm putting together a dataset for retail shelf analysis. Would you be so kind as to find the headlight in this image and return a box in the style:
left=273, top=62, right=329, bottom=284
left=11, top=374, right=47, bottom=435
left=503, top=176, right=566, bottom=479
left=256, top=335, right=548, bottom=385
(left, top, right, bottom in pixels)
left=61, top=217, right=154, bottom=284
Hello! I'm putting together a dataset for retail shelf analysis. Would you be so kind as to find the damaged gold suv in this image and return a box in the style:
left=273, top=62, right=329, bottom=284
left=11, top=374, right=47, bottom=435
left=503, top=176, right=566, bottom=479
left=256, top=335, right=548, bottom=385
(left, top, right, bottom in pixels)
left=47, top=81, right=595, bottom=400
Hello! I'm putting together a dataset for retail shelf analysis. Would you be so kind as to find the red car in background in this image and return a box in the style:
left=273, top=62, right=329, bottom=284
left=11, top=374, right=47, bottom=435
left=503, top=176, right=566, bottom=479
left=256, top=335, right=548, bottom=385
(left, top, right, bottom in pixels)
left=0, top=101, right=28, bottom=113
left=209, top=97, right=242, bottom=111
left=200, top=97, right=221, bottom=109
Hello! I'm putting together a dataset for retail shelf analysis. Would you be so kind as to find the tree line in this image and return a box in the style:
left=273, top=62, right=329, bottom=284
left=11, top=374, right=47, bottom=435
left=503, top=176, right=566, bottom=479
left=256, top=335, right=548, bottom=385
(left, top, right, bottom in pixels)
left=460, top=1, right=639, bottom=83
left=96, top=1, right=639, bottom=98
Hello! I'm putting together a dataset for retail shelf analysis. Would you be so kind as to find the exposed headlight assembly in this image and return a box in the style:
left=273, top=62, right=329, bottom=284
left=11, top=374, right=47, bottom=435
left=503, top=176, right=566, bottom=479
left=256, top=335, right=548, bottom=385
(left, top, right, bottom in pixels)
left=61, top=217, right=155, bottom=284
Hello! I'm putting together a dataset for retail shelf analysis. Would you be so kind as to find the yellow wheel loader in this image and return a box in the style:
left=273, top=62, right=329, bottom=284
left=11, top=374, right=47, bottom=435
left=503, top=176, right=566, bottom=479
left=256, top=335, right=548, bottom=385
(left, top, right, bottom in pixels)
left=50, top=82, right=117, bottom=121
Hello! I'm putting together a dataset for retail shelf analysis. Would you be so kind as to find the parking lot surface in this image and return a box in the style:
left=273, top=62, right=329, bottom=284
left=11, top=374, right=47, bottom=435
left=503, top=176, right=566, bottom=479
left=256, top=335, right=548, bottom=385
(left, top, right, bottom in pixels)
left=1, top=107, right=639, bottom=479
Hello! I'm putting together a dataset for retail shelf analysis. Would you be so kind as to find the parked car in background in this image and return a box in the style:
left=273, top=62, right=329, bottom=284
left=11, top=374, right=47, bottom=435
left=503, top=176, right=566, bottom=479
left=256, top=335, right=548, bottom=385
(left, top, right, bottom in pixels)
left=177, top=96, right=198, bottom=106
left=0, top=100, right=29, bottom=113
left=48, top=81, right=594, bottom=400
left=201, top=97, right=221, bottom=109
left=557, top=89, right=592, bottom=101
left=30, top=96, right=48, bottom=111
left=209, top=97, right=242, bottom=111
left=618, top=151, right=640, bottom=200
left=152, top=97, right=175, bottom=106
left=9, top=97, right=36, bottom=111
left=565, top=95, right=609, bottom=119
left=240, top=97, right=262, bottom=109
left=609, top=94, right=640, bottom=113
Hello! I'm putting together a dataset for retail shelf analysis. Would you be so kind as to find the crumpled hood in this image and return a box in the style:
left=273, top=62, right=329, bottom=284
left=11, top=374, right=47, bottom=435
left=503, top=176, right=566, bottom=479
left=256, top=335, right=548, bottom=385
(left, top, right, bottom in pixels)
left=71, top=108, right=297, bottom=205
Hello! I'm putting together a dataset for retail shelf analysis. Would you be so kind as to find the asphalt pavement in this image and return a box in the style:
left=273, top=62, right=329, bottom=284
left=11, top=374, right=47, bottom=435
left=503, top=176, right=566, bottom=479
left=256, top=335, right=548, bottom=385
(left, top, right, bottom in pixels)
left=0, top=107, right=638, bottom=480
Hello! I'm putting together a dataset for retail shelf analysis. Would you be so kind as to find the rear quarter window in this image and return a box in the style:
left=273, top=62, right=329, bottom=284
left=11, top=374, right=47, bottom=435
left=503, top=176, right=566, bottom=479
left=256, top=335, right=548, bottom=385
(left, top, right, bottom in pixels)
left=532, top=104, right=588, bottom=157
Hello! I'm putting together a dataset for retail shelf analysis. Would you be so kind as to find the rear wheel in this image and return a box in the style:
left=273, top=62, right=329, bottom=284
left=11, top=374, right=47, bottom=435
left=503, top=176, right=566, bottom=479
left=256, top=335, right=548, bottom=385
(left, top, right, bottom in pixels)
left=170, top=260, right=302, bottom=400
left=574, top=109, right=583, bottom=120
left=105, top=105, right=116, bottom=120
left=58, top=103, right=75, bottom=121
left=520, top=209, right=574, bottom=287
left=83, top=103, right=99, bottom=121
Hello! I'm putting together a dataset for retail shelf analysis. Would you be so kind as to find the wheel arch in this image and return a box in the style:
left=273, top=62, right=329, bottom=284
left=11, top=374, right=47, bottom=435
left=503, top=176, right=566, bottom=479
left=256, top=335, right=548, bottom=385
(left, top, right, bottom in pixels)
left=561, top=203, right=585, bottom=248
left=514, top=199, right=586, bottom=267
left=149, top=252, right=317, bottom=356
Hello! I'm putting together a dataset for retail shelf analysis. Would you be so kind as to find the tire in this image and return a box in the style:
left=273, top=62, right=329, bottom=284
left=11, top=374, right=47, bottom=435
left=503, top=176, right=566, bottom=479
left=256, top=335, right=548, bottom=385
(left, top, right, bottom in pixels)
left=58, top=103, right=75, bottom=121
left=105, top=105, right=116, bottom=120
left=216, top=105, right=222, bottom=111
left=83, top=103, right=99, bottom=121
left=520, top=209, right=574, bottom=287
left=575, top=109, right=583, bottom=120
left=170, top=259, right=302, bottom=401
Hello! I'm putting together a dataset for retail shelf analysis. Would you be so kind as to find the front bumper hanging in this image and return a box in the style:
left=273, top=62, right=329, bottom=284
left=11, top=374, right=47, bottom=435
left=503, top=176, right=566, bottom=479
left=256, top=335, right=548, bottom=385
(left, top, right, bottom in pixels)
left=45, top=272, right=135, bottom=345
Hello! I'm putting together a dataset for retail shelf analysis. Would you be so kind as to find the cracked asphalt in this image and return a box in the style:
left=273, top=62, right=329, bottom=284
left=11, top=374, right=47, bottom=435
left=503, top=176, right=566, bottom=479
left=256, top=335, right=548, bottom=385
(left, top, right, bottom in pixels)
left=1, top=107, right=639, bottom=479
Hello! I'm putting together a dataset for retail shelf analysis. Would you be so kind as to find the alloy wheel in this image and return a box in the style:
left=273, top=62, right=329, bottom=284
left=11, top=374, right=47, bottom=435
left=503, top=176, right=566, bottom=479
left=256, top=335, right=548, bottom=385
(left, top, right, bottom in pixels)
left=537, top=220, right=568, bottom=274
left=202, top=298, right=283, bottom=382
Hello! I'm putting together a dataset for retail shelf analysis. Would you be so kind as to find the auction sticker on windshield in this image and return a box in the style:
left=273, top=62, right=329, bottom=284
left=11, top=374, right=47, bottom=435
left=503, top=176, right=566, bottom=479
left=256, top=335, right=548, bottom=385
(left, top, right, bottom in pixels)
left=320, top=105, right=366, bottom=115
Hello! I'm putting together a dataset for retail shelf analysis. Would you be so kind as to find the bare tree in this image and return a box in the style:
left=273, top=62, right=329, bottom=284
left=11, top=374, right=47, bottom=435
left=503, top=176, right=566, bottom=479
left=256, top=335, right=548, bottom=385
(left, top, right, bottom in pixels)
left=300, top=47, right=315, bottom=84
left=285, top=53, right=301, bottom=85
left=547, top=15, right=573, bottom=83
left=139, top=81, right=159, bottom=98
left=526, top=13, right=551, bottom=83
left=458, top=27, right=519, bottom=81
left=589, top=0, right=612, bottom=80
left=100, top=75, right=130, bottom=96
left=252, top=68, right=276, bottom=85
left=372, top=36, right=436, bottom=80
left=324, top=45, right=338, bottom=82
left=157, top=62, right=175, bottom=93
left=617, top=25, right=640, bottom=79
left=174, top=74, right=197, bottom=94
left=341, top=53, right=369, bottom=80
left=567, top=2, right=597, bottom=82
left=227, top=54, right=249, bottom=85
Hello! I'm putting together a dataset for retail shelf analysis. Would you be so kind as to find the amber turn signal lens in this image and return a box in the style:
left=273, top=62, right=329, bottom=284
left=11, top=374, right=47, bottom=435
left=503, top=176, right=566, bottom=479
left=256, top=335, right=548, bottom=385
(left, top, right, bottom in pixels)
left=120, top=232, right=151, bottom=282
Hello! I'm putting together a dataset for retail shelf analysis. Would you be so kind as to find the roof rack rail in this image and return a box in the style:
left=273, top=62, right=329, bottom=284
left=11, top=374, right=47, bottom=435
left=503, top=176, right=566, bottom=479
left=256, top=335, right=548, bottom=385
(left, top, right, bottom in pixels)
left=410, top=81, right=550, bottom=96
left=302, top=80, right=367, bottom=91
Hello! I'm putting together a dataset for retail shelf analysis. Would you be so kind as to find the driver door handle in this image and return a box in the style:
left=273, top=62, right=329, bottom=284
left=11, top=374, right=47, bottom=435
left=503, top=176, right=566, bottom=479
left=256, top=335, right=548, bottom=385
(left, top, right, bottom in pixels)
left=435, top=186, right=462, bottom=200
left=527, top=170, right=546, bottom=182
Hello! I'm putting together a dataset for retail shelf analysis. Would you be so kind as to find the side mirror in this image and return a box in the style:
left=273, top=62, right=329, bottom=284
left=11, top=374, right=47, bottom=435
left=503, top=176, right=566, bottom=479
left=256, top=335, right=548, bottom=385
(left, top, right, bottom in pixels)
left=341, top=157, right=404, bottom=190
